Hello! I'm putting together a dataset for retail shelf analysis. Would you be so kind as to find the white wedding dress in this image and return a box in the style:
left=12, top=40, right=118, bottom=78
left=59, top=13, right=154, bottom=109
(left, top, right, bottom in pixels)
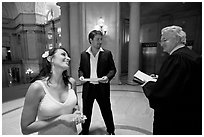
left=35, top=80, right=78, bottom=135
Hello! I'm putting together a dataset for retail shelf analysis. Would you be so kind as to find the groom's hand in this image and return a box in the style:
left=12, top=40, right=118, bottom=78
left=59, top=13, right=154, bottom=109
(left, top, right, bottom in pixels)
left=99, top=76, right=109, bottom=83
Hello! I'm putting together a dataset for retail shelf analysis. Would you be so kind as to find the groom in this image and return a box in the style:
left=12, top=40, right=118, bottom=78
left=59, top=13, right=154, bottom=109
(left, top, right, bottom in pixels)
left=78, top=30, right=116, bottom=135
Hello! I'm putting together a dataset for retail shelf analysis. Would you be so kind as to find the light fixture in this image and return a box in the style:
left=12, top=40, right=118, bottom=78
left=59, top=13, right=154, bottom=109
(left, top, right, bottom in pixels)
left=57, top=27, right=61, bottom=37
left=94, top=17, right=108, bottom=35
left=46, top=9, right=56, bottom=48
left=25, top=68, right=34, bottom=75
left=25, top=68, right=34, bottom=81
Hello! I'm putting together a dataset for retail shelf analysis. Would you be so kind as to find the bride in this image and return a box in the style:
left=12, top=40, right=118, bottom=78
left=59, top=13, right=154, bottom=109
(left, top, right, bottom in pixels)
left=21, top=47, right=86, bottom=135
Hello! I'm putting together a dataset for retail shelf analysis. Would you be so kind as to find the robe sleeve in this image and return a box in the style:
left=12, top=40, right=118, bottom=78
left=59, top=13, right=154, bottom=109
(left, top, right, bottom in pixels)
left=143, top=55, right=190, bottom=109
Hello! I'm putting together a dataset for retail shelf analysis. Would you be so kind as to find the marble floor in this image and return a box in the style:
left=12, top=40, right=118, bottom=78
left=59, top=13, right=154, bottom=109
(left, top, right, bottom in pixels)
left=2, top=84, right=154, bottom=135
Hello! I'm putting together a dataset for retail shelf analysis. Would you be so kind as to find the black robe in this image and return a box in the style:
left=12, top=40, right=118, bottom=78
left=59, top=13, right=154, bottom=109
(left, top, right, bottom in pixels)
left=143, top=47, right=202, bottom=135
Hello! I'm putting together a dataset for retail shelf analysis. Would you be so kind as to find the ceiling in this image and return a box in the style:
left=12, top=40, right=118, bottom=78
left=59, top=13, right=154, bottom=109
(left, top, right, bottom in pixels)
left=141, top=2, right=201, bottom=17
left=2, top=2, right=202, bottom=23
left=120, top=2, right=201, bottom=20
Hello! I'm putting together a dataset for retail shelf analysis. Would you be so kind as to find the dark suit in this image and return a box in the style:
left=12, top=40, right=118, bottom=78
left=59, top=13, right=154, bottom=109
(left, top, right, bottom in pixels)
left=143, top=47, right=202, bottom=135
left=78, top=48, right=116, bottom=133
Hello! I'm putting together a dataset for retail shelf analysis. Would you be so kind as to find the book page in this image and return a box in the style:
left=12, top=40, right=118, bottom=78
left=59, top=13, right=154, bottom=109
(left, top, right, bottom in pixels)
left=134, top=70, right=157, bottom=82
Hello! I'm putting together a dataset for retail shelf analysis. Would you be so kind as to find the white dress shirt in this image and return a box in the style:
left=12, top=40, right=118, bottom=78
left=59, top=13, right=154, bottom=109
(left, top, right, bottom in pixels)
left=86, top=46, right=104, bottom=84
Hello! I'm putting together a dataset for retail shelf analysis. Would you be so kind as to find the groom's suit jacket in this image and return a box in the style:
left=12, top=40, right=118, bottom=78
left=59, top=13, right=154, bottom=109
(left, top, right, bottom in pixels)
left=78, top=48, right=116, bottom=99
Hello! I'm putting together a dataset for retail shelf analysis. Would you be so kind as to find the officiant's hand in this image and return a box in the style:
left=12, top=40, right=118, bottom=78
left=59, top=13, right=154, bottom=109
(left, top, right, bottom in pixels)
left=150, top=74, right=158, bottom=79
left=141, top=80, right=148, bottom=87
left=99, top=76, right=109, bottom=83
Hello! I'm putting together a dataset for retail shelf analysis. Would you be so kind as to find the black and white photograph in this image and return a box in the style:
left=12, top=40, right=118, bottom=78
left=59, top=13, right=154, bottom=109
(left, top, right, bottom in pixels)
left=2, top=1, right=202, bottom=135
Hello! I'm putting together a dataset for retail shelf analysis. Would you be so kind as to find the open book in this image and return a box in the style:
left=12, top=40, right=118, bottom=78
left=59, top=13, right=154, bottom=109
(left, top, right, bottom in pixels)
left=133, top=70, right=157, bottom=84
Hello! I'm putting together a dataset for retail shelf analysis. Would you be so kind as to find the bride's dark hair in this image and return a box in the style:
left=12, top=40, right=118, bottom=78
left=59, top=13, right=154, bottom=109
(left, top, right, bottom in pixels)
left=30, top=47, right=71, bottom=87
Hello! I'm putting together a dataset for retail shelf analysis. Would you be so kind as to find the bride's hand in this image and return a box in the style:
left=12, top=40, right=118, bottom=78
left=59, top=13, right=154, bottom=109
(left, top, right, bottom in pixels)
left=59, top=114, right=79, bottom=126
left=73, top=110, right=81, bottom=115
left=59, top=113, right=86, bottom=126
left=72, top=114, right=87, bottom=125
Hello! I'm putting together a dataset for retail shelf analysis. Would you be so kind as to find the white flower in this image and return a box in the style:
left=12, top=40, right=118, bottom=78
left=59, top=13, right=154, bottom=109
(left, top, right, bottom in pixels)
left=42, top=51, right=49, bottom=58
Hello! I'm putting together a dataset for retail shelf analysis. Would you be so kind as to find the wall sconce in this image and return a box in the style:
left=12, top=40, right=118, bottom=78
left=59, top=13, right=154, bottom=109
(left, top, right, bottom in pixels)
left=25, top=68, right=34, bottom=75
left=95, top=17, right=108, bottom=35
left=25, top=68, right=34, bottom=81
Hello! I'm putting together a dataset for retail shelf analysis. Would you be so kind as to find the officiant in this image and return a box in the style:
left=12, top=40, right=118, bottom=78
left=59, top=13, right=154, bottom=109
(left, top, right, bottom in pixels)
left=142, top=25, right=202, bottom=135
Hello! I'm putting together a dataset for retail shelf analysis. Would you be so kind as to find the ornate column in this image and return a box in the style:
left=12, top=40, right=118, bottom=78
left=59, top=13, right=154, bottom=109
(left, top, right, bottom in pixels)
left=58, top=2, right=83, bottom=84
left=69, top=3, right=83, bottom=83
left=57, top=2, right=70, bottom=52
left=127, top=2, right=141, bottom=84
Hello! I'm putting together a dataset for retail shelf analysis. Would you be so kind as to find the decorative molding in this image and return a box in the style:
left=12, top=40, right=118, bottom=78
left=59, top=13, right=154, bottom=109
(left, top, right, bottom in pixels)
left=13, top=12, right=46, bottom=21
left=142, top=42, right=158, bottom=47
left=2, top=12, right=48, bottom=29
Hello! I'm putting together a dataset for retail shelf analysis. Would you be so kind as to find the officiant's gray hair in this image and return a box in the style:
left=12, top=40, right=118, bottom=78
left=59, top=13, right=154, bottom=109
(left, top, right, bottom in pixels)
left=161, top=25, right=186, bottom=44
